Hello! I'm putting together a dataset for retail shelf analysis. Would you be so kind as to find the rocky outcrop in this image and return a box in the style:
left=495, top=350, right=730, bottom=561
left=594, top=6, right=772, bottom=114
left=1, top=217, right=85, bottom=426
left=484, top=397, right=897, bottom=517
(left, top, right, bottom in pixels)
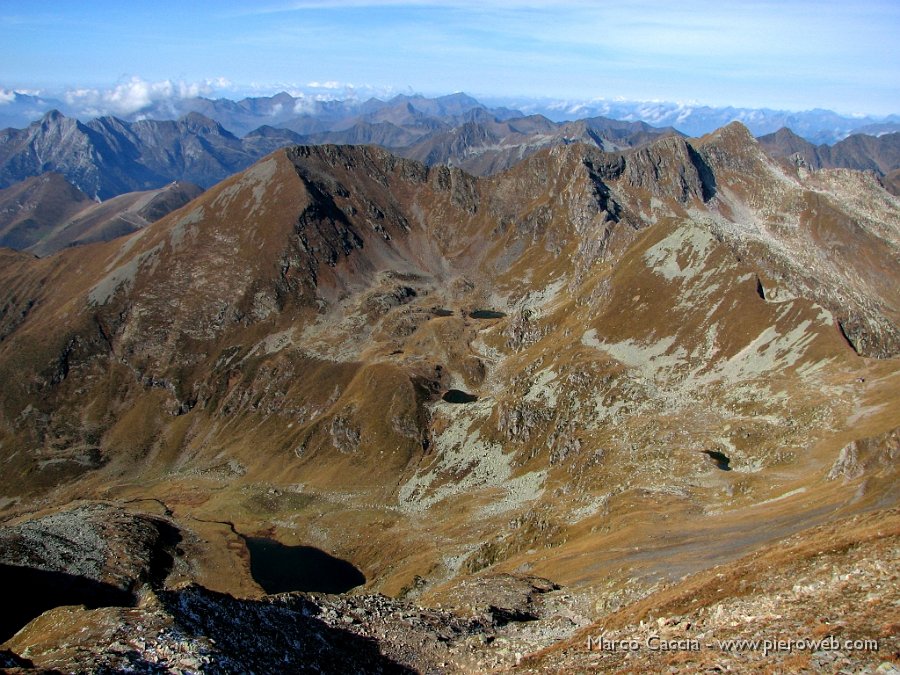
left=622, top=136, right=710, bottom=202
left=0, top=502, right=179, bottom=642
left=696, top=120, right=770, bottom=176
left=2, top=572, right=594, bottom=673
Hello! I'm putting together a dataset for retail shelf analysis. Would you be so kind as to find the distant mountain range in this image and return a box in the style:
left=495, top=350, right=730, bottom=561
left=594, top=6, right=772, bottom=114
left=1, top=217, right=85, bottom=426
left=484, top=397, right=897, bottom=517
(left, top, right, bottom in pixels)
left=524, top=98, right=900, bottom=144
left=0, top=107, right=682, bottom=201
left=0, top=92, right=897, bottom=260
left=3, top=101, right=897, bottom=211
left=1, top=89, right=897, bottom=144
left=0, top=91, right=519, bottom=139
left=758, top=128, right=900, bottom=194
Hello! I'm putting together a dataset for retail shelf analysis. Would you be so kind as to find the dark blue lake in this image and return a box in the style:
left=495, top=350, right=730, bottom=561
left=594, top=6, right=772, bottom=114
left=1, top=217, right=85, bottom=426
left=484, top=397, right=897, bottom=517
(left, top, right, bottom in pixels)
left=244, top=537, right=365, bottom=595
left=442, top=389, right=478, bottom=403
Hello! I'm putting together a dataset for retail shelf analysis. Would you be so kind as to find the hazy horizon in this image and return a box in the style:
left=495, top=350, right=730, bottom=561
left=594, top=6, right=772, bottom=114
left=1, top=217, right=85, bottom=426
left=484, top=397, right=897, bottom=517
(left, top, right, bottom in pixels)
left=1, top=1, right=898, bottom=119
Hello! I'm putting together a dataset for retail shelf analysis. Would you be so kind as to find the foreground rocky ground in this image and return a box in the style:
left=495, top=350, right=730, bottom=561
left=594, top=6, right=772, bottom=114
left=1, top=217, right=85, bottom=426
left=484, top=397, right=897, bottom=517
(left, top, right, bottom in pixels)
left=0, top=503, right=896, bottom=673
left=521, top=509, right=900, bottom=674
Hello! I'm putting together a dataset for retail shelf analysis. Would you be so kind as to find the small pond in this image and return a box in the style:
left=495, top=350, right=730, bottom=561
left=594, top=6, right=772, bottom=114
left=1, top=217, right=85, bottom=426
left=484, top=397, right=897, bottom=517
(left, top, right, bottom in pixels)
left=244, top=537, right=366, bottom=595
left=442, top=389, right=478, bottom=404
left=469, top=309, right=506, bottom=319
left=432, top=308, right=454, bottom=317
left=702, top=449, right=731, bottom=471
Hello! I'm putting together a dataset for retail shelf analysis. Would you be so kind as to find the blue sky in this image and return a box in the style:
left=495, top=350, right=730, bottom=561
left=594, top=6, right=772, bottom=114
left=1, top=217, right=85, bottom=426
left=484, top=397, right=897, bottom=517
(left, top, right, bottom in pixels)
left=0, top=0, right=897, bottom=115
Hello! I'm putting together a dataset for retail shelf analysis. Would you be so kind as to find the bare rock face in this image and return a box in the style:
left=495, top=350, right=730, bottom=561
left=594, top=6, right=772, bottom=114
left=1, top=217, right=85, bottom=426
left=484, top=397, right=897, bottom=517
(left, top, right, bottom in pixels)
left=330, top=412, right=362, bottom=454
left=827, top=427, right=900, bottom=483
left=827, top=441, right=864, bottom=481
left=622, top=136, right=709, bottom=202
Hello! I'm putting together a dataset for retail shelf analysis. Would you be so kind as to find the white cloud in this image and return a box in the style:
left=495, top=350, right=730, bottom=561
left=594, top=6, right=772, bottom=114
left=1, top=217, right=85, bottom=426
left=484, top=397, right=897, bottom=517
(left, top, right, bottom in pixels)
left=0, top=89, right=15, bottom=104
left=62, top=76, right=232, bottom=117
left=306, top=80, right=344, bottom=90
left=293, top=95, right=316, bottom=114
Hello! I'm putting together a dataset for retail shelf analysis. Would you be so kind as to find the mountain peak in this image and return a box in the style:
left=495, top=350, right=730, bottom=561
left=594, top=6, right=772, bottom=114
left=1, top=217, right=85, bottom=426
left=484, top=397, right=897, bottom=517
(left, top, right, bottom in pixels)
left=621, top=134, right=712, bottom=202
left=756, top=127, right=819, bottom=167
left=771, top=126, right=806, bottom=141
left=708, top=119, right=755, bottom=144
left=36, top=109, right=77, bottom=131
left=694, top=119, right=766, bottom=174
left=436, top=92, right=480, bottom=106
left=41, top=109, right=66, bottom=122
left=178, top=111, right=230, bottom=135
